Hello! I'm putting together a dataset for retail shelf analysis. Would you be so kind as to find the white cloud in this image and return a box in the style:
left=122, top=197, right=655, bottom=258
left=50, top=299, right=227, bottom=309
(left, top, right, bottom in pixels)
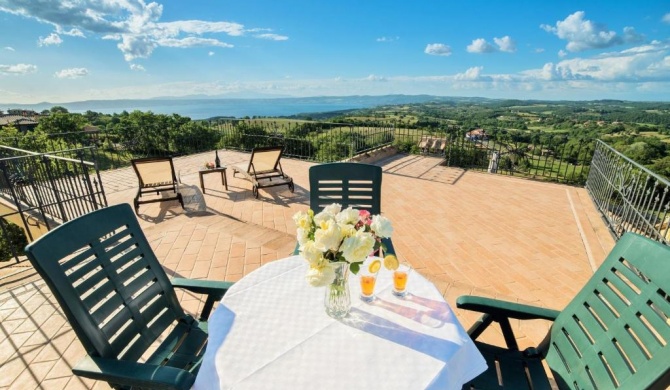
left=129, top=64, right=145, bottom=71
left=0, top=63, right=37, bottom=74
left=365, top=74, right=387, bottom=82
left=425, top=43, right=452, bottom=56
left=208, top=51, right=215, bottom=56
left=467, top=38, right=495, bottom=53
left=558, top=49, right=568, bottom=58
left=159, top=21, right=245, bottom=37
left=4, top=46, right=14, bottom=51
left=117, top=35, right=157, bottom=61
left=622, top=27, right=644, bottom=44
left=534, top=48, right=545, bottom=53
left=0, top=0, right=283, bottom=61
left=522, top=41, right=670, bottom=82
left=59, top=27, right=85, bottom=37
left=254, top=33, right=288, bottom=41
left=663, top=13, right=670, bottom=24
left=157, top=37, right=234, bottom=48
left=541, top=11, right=644, bottom=52
left=494, top=36, right=516, bottom=53
left=455, top=66, right=486, bottom=80
left=38, top=33, right=62, bottom=46
left=376, top=36, right=398, bottom=42
left=54, top=68, right=88, bottom=79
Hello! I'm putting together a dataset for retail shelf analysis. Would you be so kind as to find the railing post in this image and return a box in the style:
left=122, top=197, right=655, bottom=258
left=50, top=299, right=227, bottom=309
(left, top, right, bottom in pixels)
left=41, top=155, right=69, bottom=222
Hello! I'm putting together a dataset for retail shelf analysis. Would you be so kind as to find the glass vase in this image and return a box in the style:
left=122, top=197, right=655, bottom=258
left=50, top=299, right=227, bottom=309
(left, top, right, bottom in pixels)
left=324, top=262, right=351, bottom=319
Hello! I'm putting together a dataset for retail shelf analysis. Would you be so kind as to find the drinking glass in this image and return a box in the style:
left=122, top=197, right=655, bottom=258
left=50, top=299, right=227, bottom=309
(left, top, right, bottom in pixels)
left=392, top=262, right=412, bottom=298
left=359, top=258, right=381, bottom=302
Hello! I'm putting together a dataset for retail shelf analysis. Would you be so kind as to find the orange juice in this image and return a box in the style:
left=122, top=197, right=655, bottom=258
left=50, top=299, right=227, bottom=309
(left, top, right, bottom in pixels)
left=393, top=271, right=408, bottom=291
left=360, top=275, right=376, bottom=296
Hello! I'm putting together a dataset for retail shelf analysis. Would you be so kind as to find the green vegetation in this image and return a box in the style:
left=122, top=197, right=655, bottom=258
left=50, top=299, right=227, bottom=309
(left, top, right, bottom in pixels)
left=1, top=98, right=669, bottom=180
left=318, top=98, right=670, bottom=179
left=0, top=221, right=28, bottom=261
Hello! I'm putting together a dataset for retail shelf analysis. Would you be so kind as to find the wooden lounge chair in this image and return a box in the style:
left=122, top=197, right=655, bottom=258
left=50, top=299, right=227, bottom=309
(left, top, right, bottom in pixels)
left=131, top=156, right=183, bottom=214
left=417, top=136, right=433, bottom=154
left=24, top=204, right=234, bottom=390
left=232, top=146, right=294, bottom=199
left=430, top=137, right=443, bottom=154
left=457, top=232, right=670, bottom=390
left=436, top=137, right=447, bottom=154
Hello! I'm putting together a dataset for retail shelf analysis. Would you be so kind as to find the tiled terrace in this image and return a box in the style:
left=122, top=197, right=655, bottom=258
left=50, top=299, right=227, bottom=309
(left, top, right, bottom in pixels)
left=0, top=149, right=615, bottom=389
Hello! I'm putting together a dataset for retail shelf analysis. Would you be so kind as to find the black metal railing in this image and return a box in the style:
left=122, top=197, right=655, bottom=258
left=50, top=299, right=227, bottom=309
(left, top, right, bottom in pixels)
left=586, top=140, right=669, bottom=245
left=393, top=128, right=593, bottom=185
left=0, top=145, right=107, bottom=262
left=0, top=121, right=592, bottom=184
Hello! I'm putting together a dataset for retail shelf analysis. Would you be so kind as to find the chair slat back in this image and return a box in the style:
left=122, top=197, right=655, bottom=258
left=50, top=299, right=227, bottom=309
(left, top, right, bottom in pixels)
left=309, top=162, right=382, bottom=214
left=248, top=146, right=283, bottom=174
left=25, top=204, right=185, bottom=361
left=546, top=233, right=670, bottom=390
left=132, top=157, right=178, bottom=187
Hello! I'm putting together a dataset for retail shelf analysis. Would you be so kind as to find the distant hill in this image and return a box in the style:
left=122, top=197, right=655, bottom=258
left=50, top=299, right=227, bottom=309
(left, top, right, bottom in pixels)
left=0, top=95, right=491, bottom=119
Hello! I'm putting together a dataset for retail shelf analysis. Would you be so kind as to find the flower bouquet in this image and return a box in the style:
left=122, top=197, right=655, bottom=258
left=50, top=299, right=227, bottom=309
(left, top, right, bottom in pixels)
left=293, top=203, right=393, bottom=318
left=293, top=203, right=394, bottom=287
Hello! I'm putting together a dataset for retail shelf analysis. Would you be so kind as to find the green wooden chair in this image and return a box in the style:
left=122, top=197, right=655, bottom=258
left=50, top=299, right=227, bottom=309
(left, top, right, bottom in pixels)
left=24, top=203, right=233, bottom=390
left=294, top=162, right=395, bottom=255
left=457, top=232, right=670, bottom=390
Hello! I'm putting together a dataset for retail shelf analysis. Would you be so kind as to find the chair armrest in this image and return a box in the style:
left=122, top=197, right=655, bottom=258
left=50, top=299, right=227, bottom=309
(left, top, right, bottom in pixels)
left=171, top=278, right=234, bottom=320
left=457, top=295, right=560, bottom=321
left=171, top=278, right=234, bottom=295
left=457, top=295, right=559, bottom=351
left=73, top=355, right=195, bottom=390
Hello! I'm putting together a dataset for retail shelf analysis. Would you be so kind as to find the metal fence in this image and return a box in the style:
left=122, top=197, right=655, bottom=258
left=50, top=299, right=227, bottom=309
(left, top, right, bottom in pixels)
left=0, top=145, right=107, bottom=262
left=586, top=140, right=669, bottom=245
left=0, top=120, right=591, bottom=184
left=393, top=128, right=593, bottom=185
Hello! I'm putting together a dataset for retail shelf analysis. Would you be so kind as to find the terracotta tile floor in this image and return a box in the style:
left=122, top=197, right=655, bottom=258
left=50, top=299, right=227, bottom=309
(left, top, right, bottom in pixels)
left=0, top=150, right=615, bottom=389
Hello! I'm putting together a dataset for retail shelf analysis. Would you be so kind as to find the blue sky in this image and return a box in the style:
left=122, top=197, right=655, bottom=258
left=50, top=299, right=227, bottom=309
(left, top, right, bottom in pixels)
left=1, top=0, right=669, bottom=104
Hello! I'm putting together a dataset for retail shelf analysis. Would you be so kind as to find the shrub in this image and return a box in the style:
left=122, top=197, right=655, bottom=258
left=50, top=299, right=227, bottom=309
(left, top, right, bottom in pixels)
left=0, top=220, right=28, bottom=261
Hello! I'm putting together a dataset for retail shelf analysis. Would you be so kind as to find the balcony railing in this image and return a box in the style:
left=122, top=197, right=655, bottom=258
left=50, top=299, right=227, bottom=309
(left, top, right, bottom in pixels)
left=0, top=120, right=592, bottom=184
left=0, top=145, right=107, bottom=262
left=586, top=140, right=669, bottom=245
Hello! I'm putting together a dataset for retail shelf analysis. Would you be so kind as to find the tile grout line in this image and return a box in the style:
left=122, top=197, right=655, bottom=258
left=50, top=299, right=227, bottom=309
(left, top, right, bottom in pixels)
left=566, top=188, right=597, bottom=273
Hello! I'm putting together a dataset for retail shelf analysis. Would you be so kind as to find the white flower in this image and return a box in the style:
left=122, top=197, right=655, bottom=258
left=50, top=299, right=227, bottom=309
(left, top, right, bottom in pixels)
left=338, top=222, right=357, bottom=238
left=336, top=207, right=359, bottom=225
left=297, top=227, right=310, bottom=245
left=314, top=218, right=342, bottom=252
left=323, top=203, right=342, bottom=216
left=300, top=240, right=325, bottom=266
left=314, top=210, right=335, bottom=228
left=371, top=215, right=393, bottom=238
left=306, top=262, right=335, bottom=287
left=293, top=210, right=313, bottom=231
left=340, top=230, right=376, bottom=264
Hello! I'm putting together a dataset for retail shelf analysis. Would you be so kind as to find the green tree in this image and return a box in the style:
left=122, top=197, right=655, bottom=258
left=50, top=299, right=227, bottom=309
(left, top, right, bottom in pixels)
left=0, top=221, right=28, bottom=261
left=650, top=156, right=670, bottom=179
left=36, top=112, right=86, bottom=134
left=50, top=106, right=69, bottom=113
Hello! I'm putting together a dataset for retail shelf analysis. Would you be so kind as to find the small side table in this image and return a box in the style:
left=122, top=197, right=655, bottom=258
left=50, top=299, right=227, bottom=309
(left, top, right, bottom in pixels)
left=199, top=167, right=228, bottom=194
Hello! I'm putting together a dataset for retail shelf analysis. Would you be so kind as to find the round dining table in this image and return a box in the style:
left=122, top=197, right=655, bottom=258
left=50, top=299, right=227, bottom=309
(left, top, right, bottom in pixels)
left=193, top=256, right=487, bottom=389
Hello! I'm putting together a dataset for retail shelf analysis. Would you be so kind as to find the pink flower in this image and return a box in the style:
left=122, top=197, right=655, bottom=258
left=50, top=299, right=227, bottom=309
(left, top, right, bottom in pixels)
left=359, top=209, right=371, bottom=221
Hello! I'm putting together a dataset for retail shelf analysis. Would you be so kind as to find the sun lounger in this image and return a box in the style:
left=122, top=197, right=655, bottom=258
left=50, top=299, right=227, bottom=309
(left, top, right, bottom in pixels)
left=417, top=136, right=434, bottom=154
left=131, top=156, right=184, bottom=214
left=232, top=146, right=294, bottom=199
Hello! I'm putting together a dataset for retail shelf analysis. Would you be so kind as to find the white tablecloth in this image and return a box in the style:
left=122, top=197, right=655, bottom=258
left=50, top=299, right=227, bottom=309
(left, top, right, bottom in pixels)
left=194, top=256, right=487, bottom=390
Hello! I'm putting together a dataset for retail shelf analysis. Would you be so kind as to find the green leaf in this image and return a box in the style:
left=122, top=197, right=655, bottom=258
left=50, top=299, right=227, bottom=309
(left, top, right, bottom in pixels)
left=349, top=262, right=360, bottom=275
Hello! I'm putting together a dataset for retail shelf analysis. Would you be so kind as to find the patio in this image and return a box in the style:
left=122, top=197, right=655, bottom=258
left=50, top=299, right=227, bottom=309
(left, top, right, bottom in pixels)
left=0, top=149, right=615, bottom=389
